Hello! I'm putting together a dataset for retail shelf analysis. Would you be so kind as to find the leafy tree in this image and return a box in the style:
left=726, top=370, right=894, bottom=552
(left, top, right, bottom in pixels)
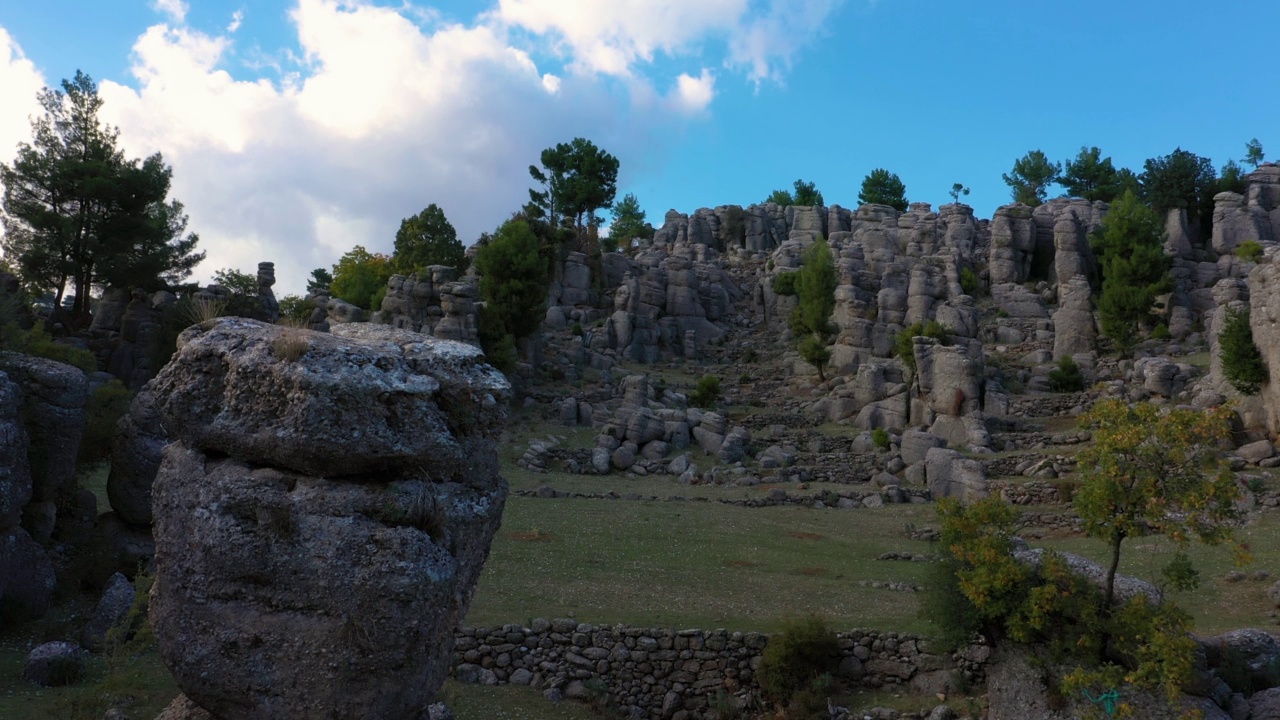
left=1061, top=146, right=1122, bottom=202
left=527, top=137, right=619, bottom=234
left=764, top=188, right=794, bottom=206
left=474, top=219, right=549, bottom=367
left=1075, top=399, right=1244, bottom=613
left=608, top=192, right=651, bottom=247
left=948, top=183, right=970, bottom=204
left=392, top=204, right=467, bottom=275
left=211, top=267, right=264, bottom=319
left=689, top=375, right=721, bottom=408
left=1047, top=355, right=1084, bottom=392
left=764, top=179, right=823, bottom=207
left=1218, top=159, right=1248, bottom=195
left=1002, top=149, right=1061, bottom=206
left=792, top=237, right=837, bottom=380
left=791, top=179, right=824, bottom=207
left=894, top=320, right=949, bottom=374
left=1114, top=167, right=1142, bottom=198
left=277, top=294, right=314, bottom=323
left=1220, top=307, right=1267, bottom=395
left=1244, top=138, right=1265, bottom=169
left=0, top=71, right=203, bottom=324
left=330, top=245, right=392, bottom=311
left=1140, top=147, right=1216, bottom=236
left=306, top=268, right=333, bottom=294
left=858, top=168, right=907, bottom=211
left=1091, top=190, right=1170, bottom=352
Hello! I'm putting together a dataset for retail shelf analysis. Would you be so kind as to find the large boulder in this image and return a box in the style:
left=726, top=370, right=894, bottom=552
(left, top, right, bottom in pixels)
left=149, top=320, right=511, bottom=720
left=106, top=382, right=167, bottom=527
left=924, top=447, right=987, bottom=503
left=0, top=373, right=31, bottom=529
left=150, top=319, right=507, bottom=480
left=0, top=527, right=55, bottom=622
left=0, top=352, right=88, bottom=507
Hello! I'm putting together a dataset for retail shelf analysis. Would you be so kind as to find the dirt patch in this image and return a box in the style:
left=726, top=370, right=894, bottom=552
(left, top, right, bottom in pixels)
left=787, top=531, right=825, bottom=541
left=794, top=567, right=829, bottom=576
left=724, top=560, right=756, bottom=568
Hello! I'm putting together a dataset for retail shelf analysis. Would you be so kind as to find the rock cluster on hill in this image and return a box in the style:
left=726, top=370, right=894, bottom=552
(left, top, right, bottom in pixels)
left=147, top=319, right=510, bottom=720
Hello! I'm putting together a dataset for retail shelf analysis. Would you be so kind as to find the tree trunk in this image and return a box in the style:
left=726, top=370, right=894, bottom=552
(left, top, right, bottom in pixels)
left=1099, top=530, right=1125, bottom=663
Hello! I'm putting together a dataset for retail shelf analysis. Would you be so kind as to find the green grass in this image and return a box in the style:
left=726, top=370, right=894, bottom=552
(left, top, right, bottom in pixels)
left=1035, top=512, right=1280, bottom=636
left=503, top=464, right=865, bottom=500
left=0, top=641, right=178, bottom=720
left=444, top=680, right=598, bottom=720
left=78, top=462, right=111, bottom=515
left=467, top=497, right=940, bottom=633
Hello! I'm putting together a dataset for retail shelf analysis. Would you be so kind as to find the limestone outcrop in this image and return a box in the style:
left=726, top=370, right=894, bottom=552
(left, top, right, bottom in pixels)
left=149, top=319, right=510, bottom=719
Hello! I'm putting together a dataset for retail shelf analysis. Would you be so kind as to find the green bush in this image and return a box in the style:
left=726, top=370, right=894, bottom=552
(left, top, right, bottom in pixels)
left=570, top=322, right=583, bottom=337
left=894, top=321, right=949, bottom=373
left=756, top=615, right=841, bottom=706
left=742, top=348, right=759, bottom=363
left=771, top=271, right=798, bottom=296
left=689, top=375, right=721, bottom=408
left=1236, top=240, right=1264, bottom=263
left=1150, top=322, right=1171, bottom=340
left=79, top=380, right=133, bottom=466
left=1, top=322, right=97, bottom=373
left=277, top=294, right=315, bottom=323
left=959, top=267, right=981, bottom=296
left=1221, top=307, right=1267, bottom=395
left=1047, top=355, right=1084, bottom=393
left=871, top=428, right=891, bottom=451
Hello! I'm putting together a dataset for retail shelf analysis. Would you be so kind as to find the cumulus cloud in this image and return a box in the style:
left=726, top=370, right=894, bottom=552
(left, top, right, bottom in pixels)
left=671, top=69, right=715, bottom=114
left=227, top=10, right=244, bottom=34
left=493, top=0, right=844, bottom=83
left=0, top=27, right=45, bottom=166
left=152, top=0, right=190, bottom=24
left=0, top=0, right=845, bottom=295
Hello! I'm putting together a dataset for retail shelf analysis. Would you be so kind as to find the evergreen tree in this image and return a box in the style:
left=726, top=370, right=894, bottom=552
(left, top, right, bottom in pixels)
left=392, top=204, right=467, bottom=275
left=527, top=137, right=619, bottom=235
left=1002, top=149, right=1061, bottom=206
left=1220, top=307, right=1267, bottom=395
left=791, top=179, right=824, bottom=207
left=858, top=168, right=908, bottom=211
left=948, top=183, right=970, bottom=204
left=1091, top=190, right=1170, bottom=352
left=1141, top=147, right=1216, bottom=238
left=764, top=188, right=794, bottom=206
left=306, top=268, right=333, bottom=293
left=792, top=237, right=837, bottom=380
left=1244, top=138, right=1265, bottom=169
left=1061, top=146, right=1121, bottom=202
left=608, top=192, right=650, bottom=246
left=0, top=71, right=203, bottom=324
left=474, top=219, right=549, bottom=369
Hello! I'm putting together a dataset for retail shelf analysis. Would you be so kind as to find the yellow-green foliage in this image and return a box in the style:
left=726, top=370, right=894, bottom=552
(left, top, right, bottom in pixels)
left=1235, top=240, right=1264, bottom=263
left=1, top=322, right=97, bottom=373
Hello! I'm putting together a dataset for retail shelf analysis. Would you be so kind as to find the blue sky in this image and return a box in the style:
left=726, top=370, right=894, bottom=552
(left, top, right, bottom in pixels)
left=0, top=0, right=1276, bottom=295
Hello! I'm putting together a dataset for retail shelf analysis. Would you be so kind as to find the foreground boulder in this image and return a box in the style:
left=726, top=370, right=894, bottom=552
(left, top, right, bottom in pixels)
left=149, top=319, right=510, bottom=720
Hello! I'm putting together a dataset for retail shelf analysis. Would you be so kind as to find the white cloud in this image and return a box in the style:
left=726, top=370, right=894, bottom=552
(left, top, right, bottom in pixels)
left=671, top=69, right=714, bottom=114
left=152, top=0, right=190, bottom=24
left=228, top=10, right=245, bottom=34
left=0, top=0, right=845, bottom=295
left=0, top=27, right=45, bottom=166
left=492, top=0, right=845, bottom=83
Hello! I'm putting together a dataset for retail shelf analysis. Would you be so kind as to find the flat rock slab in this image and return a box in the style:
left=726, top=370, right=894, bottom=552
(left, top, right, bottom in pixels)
left=151, top=319, right=509, bottom=480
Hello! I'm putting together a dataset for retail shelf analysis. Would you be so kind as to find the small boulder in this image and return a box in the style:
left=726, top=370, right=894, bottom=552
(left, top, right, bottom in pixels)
left=22, top=641, right=85, bottom=686
left=81, top=572, right=135, bottom=653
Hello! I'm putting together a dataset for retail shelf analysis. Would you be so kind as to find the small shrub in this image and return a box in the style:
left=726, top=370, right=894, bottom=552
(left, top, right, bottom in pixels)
left=738, top=372, right=751, bottom=385
left=711, top=689, right=740, bottom=720
left=689, top=375, right=721, bottom=408
left=871, top=428, right=891, bottom=451
left=772, top=271, right=798, bottom=296
left=756, top=615, right=841, bottom=707
left=742, top=348, right=759, bottom=363
left=78, top=380, right=133, bottom=466
left=894, top=321, right=949, bottom=373
left=959, top=266, right=981, bottom=296
left=1, top=322, right=97, bottom=373
left=277, top=294, right=315, bottom=323
left=1047, top=355, right=1084, bottom=393
left=1221, top=307, right=1268, bottom=395
left=570, top=322, right=584, bottom=337
left=185, top=296, right=227, bottom=325
left=1236, top=240, right=1264, bottom=263
left=1150, top=322, right=1171, bottom=340
left=271, top=328, right=310, bottom=362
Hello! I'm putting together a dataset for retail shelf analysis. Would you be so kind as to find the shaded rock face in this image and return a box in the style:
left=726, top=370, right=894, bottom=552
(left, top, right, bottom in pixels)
left=106, top=383, right=166, bottom=527
left=0, top=353, right=88, bottom=507
left=149, top=319, right=510, bottom=720
left=374, top=268, right=480, bottom=347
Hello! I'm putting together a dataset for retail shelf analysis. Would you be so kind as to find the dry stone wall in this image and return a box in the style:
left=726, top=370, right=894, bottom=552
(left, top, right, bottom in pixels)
left=452, top=621, right=989, bottom=720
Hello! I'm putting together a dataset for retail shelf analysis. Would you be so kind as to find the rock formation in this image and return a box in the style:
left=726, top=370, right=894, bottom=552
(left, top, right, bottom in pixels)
left=149, top=318, right=510, bottom=720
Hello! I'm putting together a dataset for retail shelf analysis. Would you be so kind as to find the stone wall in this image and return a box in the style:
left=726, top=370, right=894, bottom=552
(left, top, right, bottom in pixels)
left=452, top=620, right=990, bottom=720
